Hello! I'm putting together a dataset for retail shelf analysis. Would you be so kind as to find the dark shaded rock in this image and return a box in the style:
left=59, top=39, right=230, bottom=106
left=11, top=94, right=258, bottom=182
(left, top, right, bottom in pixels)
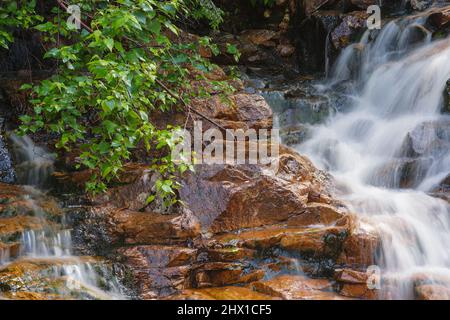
left=193, top=262, right=265, bottom=288
left=426, top=5, right=450, bottom=30
left=443, top=79, right=450, bottom=114
left=410, top=0, right=433, bottom=11
left=350, top=0, right=380, bottom=9
left=69, top=205, right=201, bottom=255
left=295, top=10, right=341, bottom=72
left=118, top=245, right=197, bottom=299
left=300, top=0, right=337, bottom=17
left=330, top=11, right=369, bottom=50
left=294, top=9, right=368, bottom=73
left=0, top=132, right=15, bottom=184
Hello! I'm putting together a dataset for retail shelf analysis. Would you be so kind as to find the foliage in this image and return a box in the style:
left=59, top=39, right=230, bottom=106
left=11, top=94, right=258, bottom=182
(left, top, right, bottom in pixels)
left=1, top=0, right=237, bottom=209
left=186, top=0, right=224, bottom=29
left=0, top=0, right=43, bottom=48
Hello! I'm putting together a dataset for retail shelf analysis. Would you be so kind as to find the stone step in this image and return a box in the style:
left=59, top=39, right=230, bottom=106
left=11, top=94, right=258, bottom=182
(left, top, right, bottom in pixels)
left=168, top=286, right=279, bottom=300
left=250, top=274, right=350, bottom=300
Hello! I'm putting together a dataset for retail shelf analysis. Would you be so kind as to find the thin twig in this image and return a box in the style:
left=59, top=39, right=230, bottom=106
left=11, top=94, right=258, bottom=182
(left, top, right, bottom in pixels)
left=155, top=78, right=227, bottom=132
left=56, top=0, right=227, bottom=132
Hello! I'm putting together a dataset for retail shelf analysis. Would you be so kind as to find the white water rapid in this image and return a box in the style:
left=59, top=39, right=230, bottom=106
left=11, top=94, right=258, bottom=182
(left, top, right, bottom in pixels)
left=298, top=15, right=450, bottom=299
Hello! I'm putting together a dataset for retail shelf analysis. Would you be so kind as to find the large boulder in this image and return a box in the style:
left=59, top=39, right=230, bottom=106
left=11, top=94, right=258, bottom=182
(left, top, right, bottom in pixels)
left=179, top=145, right=343, bottom=234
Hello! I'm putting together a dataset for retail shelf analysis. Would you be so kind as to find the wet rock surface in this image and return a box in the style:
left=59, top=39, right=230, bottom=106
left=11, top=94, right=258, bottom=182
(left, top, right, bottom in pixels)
left=6, top=1, right=450, bottom=301
left=0, top=136, right=15, bottom=184
left=251, top=274, right=347, bottom=300
left=0, top=182, right=127, bottom=300
left=0, top=116, right=15, bottom=184
left=65, top=145, right=380, bottom=299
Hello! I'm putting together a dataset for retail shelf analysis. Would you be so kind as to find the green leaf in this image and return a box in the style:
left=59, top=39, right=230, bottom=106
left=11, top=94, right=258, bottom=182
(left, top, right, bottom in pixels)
left=104, top=38, right=114, bottom=52
left=139, top=110, right=149, bottom=122
left=148, top=20, right=161, bottom=35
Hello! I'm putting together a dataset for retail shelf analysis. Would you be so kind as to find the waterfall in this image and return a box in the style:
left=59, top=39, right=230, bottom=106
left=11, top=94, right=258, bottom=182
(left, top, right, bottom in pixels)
left=0, top=135, right=125, bottom=299
left=8, top=134, right=55, bottom=187
left=298, top=15, right=450, bottom=299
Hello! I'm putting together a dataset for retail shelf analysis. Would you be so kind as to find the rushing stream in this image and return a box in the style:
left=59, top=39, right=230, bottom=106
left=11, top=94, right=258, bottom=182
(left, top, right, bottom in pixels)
left=292, top=15, right=450, bottom=299
left=0, top=135, right=124, bottom=299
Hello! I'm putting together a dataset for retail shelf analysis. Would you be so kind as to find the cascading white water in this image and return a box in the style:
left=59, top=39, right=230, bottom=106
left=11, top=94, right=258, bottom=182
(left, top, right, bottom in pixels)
left=1, top=134, right=125, bottom=299
left=8, top=134, right=55, bottom=187
left=298, top=15, right=450, bottom=299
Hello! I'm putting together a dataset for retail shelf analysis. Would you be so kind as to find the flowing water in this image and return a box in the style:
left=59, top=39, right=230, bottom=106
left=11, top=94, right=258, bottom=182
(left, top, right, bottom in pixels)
left=295, top=14, right=450, bottom=299
left=0, top=134, right=125, bottom=299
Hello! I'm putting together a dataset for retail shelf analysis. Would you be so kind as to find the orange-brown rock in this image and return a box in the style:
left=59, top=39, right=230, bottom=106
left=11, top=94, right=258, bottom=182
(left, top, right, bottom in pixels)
left=168, top=286, right=278, bottom=300
left=278, top=226, right=346, bottom=256
left=415, top=284, right=450, bottom=300
left=0, top=241, right=20, bottom=260
left=0, top=291, right=62, bottom=300
left=212, top=224, right=348, bottom=259
left=193, top=93, right=273, bottom=131
left=334, top=268, right=377, bottom=299
left=206, top=247, right=256, bottom=262
left=339, top=283, right=377, bottom=299
left=251, top=274, right=346, bottom=300
left=194, top=262, right=265, bottom=288
left=334, top=268, right=368, bottom=284
left=180, top=146, right=338, bottom=234
left=287, top=202, right=345, bottom=227
left=0, top=183, right=62, bottom=218
left=0, top=216, right=47, bottom=238
left=212, top=226, right=292, bottom=250
left=337, top=221, right=380, bottom=267
left=75, top=206, right=201, bottom=247
left=0, top=183, right=24, bottom=201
